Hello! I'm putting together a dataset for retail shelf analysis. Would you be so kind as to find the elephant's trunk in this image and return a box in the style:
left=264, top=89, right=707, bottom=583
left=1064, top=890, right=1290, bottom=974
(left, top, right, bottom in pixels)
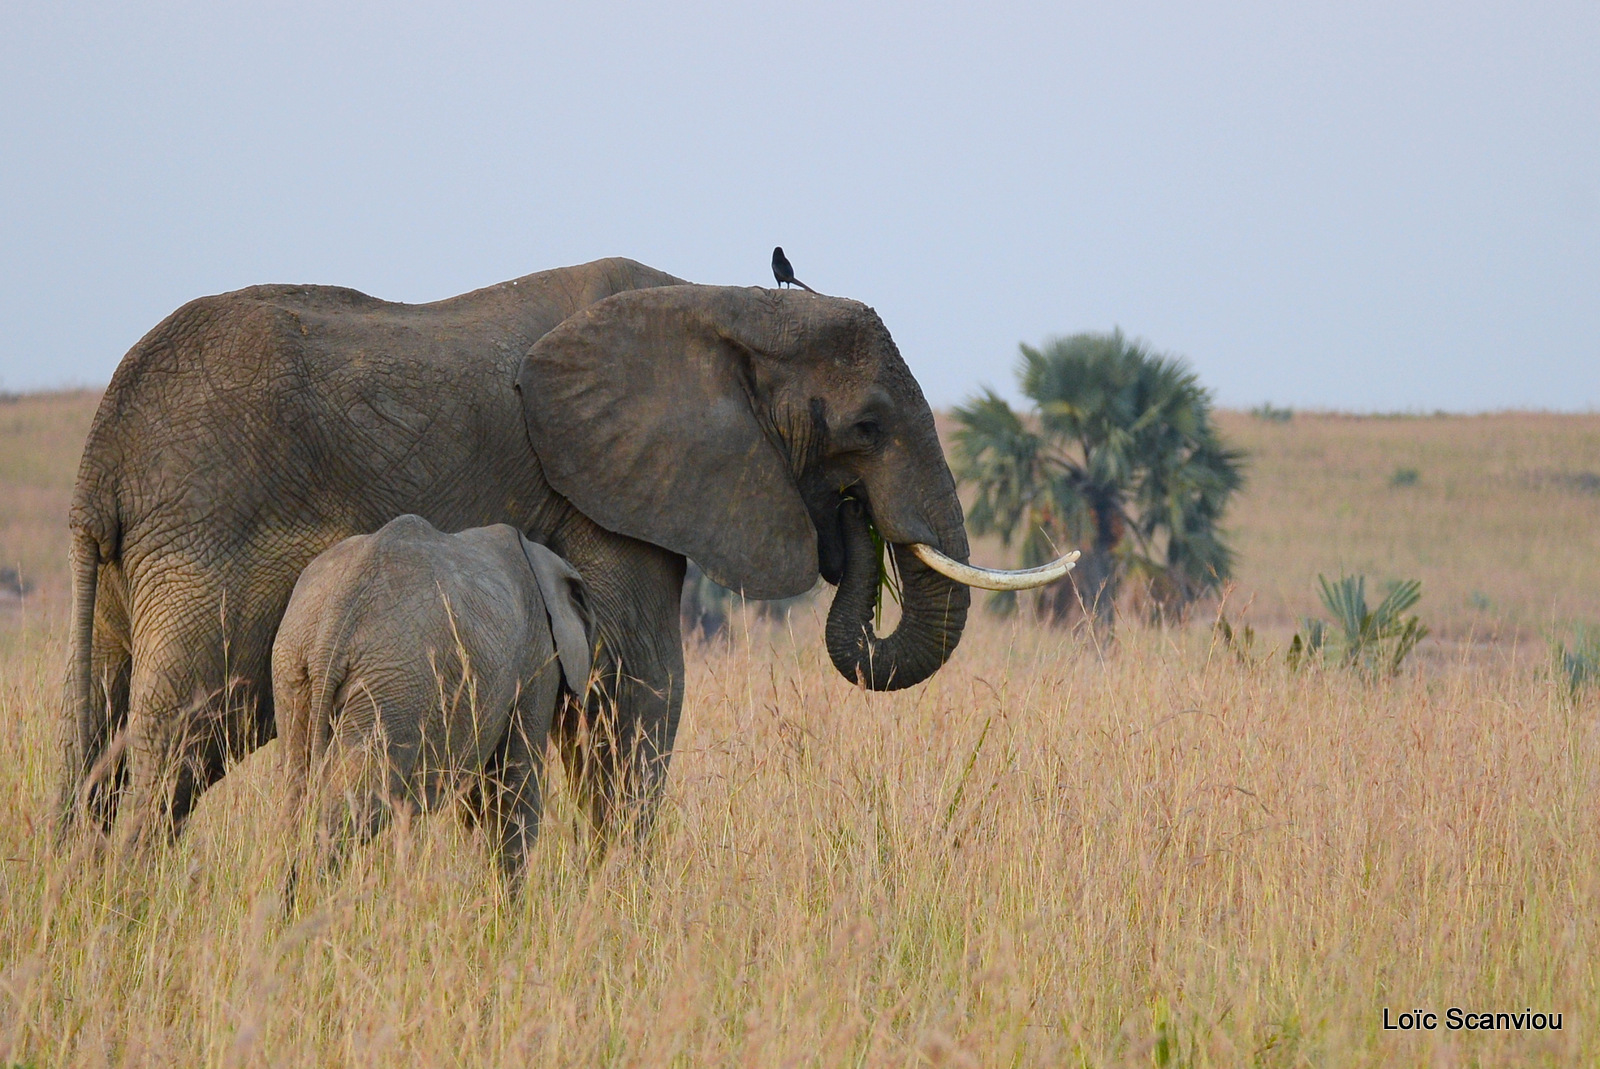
left=825, top=498, right=970, bottom=691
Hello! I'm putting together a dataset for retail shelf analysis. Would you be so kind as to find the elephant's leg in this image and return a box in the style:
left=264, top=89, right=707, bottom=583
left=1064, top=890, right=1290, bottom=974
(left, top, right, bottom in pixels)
left=119, top=573, right=276, bottom=847
left=275, top=651, right=340, bottom=911
left=479, top=695, right=555, bottom=882
left=552, top=527, right=686, bottom=846
left=313, top=746, right=399, bottom=883
left=86, top=585, right=133, bottom=832
left=311, top=680, right=431, bottom=884
left=57, top=561, right=132, bottom=837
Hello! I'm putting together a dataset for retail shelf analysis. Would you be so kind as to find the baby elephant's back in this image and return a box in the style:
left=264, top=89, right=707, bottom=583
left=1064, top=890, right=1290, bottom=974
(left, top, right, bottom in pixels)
left=394, top=519, right=549, bottom=666
left=275, top=516, right=556, bottom=769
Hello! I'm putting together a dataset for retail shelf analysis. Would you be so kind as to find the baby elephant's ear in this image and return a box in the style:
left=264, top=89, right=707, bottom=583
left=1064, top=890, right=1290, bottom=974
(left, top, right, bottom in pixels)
left=519, top=536, right=594, bottom=694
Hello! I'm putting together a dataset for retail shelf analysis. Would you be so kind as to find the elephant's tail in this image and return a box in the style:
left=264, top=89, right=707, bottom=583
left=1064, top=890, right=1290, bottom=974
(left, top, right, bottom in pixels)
left=305, top=591, right=369, bottom=767
left=301, top=644, right=348, bottom=777
left=57, top=525, right=103, bottom=841
left=299, top=644, right=391, bottom=889
left=280, top=646, right=351, bottom=914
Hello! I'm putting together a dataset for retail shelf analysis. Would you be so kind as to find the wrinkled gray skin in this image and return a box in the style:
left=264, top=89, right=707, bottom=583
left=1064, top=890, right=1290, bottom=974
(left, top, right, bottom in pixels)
left=61, top=257, right=971, bottom=847
left=273, top=516, right=592, bottom=886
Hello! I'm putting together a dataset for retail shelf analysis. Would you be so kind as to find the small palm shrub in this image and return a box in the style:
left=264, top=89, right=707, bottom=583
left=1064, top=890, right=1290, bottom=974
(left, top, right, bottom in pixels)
left=1288, top=574, right=1430, bottom=676
left=1553, top=628, right=1600, bottom=704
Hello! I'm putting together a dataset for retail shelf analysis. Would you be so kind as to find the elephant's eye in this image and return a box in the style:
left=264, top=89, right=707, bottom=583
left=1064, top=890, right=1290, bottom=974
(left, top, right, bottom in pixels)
left=854, top=418, right=882, bottom=442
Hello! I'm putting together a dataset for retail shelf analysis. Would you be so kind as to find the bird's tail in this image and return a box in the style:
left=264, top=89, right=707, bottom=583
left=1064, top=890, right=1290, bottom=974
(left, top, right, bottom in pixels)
left=791, top=279, right=818, bottom=294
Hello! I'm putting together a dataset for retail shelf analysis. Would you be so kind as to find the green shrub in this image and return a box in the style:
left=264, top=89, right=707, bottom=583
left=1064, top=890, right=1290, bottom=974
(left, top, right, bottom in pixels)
left=1289, top=574, right=1429, bottom=676
left=1213, top=613, right=1257, bottom=664
left=1553, top=628, right=1600, bottom=703
left=1389, top=467, right=1420, bottom=487
left=1249, top=403, right=1294, bottom=423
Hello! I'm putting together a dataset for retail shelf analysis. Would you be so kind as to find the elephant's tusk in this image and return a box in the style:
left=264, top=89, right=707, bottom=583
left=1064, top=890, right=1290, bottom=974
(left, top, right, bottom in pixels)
left=908, top=544, right=1080, bottom=591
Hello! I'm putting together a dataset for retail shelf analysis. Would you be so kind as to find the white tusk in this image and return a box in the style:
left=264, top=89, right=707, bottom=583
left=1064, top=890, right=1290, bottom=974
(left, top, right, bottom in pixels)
left=908, top=543, right=1080, bottom=591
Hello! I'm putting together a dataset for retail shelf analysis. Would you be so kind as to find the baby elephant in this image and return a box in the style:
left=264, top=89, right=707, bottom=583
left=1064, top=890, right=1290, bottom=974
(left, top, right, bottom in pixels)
left=272, top=515, right=592, bottom=889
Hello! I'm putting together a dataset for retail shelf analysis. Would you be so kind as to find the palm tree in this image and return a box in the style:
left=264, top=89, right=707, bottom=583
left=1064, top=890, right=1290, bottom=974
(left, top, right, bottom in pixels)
left=952, top=329, right=1245, bottom=628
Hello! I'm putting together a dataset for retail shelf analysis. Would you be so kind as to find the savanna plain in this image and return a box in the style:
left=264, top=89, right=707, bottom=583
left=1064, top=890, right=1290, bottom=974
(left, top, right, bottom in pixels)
left=2, top=391, right=1599, bottom=1066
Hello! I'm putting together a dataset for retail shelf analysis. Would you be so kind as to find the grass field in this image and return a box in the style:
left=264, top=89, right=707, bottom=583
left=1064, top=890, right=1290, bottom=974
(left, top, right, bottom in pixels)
left=1215, top=410, right=1600, bottom=640
left=2, top=391, right=1598, bottom=1065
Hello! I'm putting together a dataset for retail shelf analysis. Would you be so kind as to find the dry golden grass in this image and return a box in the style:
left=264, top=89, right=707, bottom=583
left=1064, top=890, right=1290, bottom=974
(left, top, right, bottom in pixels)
left=0, top=390, right=101, bottom=607
left=4, top=618, right=1596, bottom=1065
left=1218, top=410, right=1600, bottom=639
left=2, top=392, right=1598, bottom=1065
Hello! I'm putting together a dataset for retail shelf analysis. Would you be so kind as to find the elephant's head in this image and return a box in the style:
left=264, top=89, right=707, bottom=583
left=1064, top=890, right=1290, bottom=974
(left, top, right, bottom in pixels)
left=518, top=286, right=1072, bottom=691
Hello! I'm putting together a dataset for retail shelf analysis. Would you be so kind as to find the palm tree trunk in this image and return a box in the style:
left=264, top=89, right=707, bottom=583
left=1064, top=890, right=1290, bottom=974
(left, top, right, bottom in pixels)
left=1073, top=545, right=1117, bottom=630
left=1077, top=492, right=1122, bottom=630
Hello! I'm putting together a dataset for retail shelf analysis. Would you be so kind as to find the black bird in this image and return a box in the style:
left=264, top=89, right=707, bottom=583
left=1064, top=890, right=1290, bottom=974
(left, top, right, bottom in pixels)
left=771, top=247, right=817, bottom=293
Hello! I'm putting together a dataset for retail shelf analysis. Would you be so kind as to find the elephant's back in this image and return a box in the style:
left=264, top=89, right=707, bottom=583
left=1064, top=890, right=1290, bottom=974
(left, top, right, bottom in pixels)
left=71, top=290, right=307, bottom=557
left=371, top=520, right=537, bottom=646
left=71, top=288, right=514, bottom=572
left=293, top=518, right=536, bottom=660
left=281, top=520, right=537, bottom=722
left=71, top=257, right=688, bottom=577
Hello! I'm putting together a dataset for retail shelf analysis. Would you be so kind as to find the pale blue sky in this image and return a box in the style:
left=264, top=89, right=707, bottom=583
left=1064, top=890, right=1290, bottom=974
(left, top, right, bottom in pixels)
left=2, top=1, right=1595, bottom=410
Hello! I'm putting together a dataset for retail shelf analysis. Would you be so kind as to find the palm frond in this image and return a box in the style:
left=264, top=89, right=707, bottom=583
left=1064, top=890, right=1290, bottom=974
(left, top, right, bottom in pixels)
left=953, top=330, right=1247, bottom=626
left=952, top=390, right=1044, bottom=545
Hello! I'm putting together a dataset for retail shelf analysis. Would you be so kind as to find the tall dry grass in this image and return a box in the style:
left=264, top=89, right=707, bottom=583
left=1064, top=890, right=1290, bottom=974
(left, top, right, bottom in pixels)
left=1217, top=410, right=1600, bottom=638
left=2, top=392, right=1598, bottom=1064
left=0, top=391, right=100, bottom=607
left=3, top=611, right=1597, bottom=1066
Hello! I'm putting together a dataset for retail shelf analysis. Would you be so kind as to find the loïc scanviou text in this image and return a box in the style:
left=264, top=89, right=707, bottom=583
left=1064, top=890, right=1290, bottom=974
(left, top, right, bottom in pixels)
left=1383, top=1007, right=1563, bottom=1031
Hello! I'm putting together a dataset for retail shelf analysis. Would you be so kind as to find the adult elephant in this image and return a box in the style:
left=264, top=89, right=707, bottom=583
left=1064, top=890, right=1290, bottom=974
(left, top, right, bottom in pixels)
left=60, top=257, right=1072, bottom=845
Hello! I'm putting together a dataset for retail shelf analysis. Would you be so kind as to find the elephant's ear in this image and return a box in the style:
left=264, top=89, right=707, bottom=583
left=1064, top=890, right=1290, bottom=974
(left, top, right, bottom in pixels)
left=517, top=285, right=817, bottom=599
left=519, top=536, right=593, bottom=694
